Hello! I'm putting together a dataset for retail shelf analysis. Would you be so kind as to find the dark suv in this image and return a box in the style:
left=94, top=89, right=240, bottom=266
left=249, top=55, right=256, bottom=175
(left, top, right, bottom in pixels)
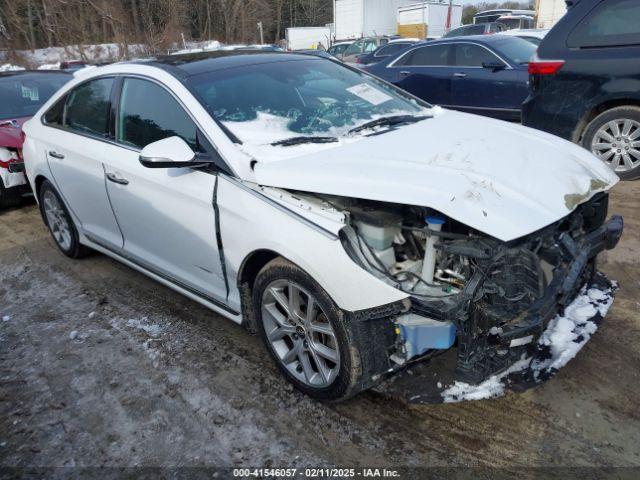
left=522, top=0, right=640, bottom=180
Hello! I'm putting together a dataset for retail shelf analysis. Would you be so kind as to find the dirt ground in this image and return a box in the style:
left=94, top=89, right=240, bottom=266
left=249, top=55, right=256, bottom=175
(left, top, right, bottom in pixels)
left=1, top=180, right=639, bottom=473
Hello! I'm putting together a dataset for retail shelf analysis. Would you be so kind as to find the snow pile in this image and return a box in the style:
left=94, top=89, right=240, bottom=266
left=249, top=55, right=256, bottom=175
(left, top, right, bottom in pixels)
left=171, top=40, right=223, bottom=55
left=226, top=112, right=295, bottom=145
left=37, top=63, right=61, bottom=70
left=226, top=107, right=435, bottom=163
left=530, top=285, right=614, bottom=376
left=442, top=358, right=531, bottom=402
left=0, top=64, right=25, bottom=72
left=442, top=281, right=615, bottom=403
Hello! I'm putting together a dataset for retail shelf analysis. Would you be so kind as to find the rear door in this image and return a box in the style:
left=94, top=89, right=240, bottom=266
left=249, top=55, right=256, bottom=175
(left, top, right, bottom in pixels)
left=449, top=42, right=524, bottom=118
left=388, top=43, right=454, bottom=106
left=101, top=76, right=227, bottom=303
left=41, top=77, right=123, bottom=249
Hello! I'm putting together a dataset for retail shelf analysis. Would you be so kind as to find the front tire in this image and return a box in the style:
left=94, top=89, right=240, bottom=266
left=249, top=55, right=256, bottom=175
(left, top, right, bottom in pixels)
left=253, top=257, right=362, bottom=402
left=39, top=180, right=89, bottom=258
left=582, top=106, right=640, bottom=180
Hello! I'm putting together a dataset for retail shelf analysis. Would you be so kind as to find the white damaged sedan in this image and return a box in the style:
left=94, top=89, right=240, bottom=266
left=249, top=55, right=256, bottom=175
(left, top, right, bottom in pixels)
left=23, top=51, right=623, bottom=401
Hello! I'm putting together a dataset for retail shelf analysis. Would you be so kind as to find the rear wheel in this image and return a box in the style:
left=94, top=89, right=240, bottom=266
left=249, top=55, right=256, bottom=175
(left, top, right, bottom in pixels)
left=253, top=257, right=362, bottom=401
left=582, top=106, right=640, bottom=180
left=39, top=180, right=89, bottom=258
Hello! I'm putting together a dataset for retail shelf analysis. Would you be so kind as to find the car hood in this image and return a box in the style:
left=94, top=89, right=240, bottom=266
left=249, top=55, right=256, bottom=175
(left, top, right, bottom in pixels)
left=252, top=110, right=619, bottom=242
left=0, top=117, right=29, bottom=149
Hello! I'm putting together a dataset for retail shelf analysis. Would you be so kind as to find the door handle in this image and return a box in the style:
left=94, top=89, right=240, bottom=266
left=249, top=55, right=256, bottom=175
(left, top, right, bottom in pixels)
left=452, top=73, right=467, bottom=78
left=399, top=71, right=411, bottom=76
left=49, top=151, right=65, bottom=159
left=105, top=172, right=129, bottom=185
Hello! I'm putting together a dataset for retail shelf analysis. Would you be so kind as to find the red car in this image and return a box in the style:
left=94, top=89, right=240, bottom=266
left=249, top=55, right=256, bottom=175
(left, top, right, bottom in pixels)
left=0, top=70, right=71, bottom=208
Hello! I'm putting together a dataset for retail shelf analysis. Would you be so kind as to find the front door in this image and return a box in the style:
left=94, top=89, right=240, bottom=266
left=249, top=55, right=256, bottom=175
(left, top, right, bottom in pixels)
left=450, top=42, right=525, bottom=119
left=42, top=77, right=124, bottom=249
left=102, top=77, right=227, bottom=303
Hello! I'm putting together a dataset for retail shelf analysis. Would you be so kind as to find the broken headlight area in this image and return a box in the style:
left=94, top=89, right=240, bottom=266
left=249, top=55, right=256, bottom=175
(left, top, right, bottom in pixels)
left=329, top=192, right=622, bottom=387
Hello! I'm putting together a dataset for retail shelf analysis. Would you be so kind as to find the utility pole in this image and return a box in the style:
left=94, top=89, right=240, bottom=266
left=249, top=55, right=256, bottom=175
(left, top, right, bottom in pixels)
left=446, top=0, right=453, bottom=32
left=257, top=22, right=264, bottom=45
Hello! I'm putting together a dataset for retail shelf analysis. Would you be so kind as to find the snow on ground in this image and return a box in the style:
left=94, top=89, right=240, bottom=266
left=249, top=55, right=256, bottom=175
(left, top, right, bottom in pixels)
left=442, top=281, right=616, bottom=403
left=37, top=63, right=61, bottom=70
left=0, top=64, right=25, bottom=72
left=125, top=317, right=162, bottom=337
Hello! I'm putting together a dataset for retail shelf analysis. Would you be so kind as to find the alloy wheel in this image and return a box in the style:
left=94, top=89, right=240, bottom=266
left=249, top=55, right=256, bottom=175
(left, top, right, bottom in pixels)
left=591, top=119, right=640, bottom=173
left=43, top=190, right=72, bottom=251
left=261, top=280, right=340, bottom=388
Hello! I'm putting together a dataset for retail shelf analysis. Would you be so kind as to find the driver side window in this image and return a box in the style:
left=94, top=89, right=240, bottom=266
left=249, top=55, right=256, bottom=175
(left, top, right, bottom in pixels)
left=453, top=44, right=502, bottom=68
left=117, top=77, right=198, bottom=151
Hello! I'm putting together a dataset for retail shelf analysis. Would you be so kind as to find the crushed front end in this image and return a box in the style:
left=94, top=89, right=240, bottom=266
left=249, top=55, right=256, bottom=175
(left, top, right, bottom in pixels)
left=326, top=191, right=622, bottom=402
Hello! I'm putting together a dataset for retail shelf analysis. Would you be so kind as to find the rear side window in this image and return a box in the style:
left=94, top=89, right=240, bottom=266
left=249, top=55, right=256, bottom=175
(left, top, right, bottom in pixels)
left=568, top=0, right=640, bottom=48
left=453, top=44, right=500, bottom=67
left=117, top=77, right=197, bottom=150
left=64, top=78, right=114, bottom=136
left=43, top=95, right=66, bottom=126
left=395, top=44, right=451, bottom=67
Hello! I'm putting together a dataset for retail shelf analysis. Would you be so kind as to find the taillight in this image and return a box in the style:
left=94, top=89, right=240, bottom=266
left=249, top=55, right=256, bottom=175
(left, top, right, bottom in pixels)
left=528, top=53, right=565, bottom=75
left=355, top=56, right=363, bottom=64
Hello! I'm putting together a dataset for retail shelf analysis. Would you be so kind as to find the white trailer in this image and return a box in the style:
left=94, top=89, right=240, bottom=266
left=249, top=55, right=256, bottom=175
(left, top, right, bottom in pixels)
left=286, top=27, right=332, bottom=51
left=397, top=1, right=463, bottom=39
left=536, top=0, right=567, bottom=29
left=334, top=0, right=417, bottom=40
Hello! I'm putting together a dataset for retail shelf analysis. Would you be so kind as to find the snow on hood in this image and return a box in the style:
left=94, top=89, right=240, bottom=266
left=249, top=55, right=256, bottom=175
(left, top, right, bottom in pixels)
left=252, top=109, right=619, bottom=242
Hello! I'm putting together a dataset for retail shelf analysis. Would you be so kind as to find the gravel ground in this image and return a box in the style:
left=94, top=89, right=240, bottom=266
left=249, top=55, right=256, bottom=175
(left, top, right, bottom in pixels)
left=1, top=180, right=639, bottom=473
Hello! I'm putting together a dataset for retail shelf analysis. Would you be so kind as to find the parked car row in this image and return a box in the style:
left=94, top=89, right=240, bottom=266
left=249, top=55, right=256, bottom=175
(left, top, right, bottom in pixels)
left=347, top=0, right=638, bottom=179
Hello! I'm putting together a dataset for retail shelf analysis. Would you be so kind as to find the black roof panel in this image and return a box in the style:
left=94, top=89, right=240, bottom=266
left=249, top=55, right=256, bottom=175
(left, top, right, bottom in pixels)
left=132, top=50, right=321, bottom=78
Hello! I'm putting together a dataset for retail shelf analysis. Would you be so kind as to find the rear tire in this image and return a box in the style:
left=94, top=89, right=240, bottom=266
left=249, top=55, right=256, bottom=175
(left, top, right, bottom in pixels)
left=253, top=257, right=363, bottom=402
left=581, top=106, right=640, bottom=180
left=0, top=177, right=22, bottom=209
left=38, top=180, right=89, bottom=259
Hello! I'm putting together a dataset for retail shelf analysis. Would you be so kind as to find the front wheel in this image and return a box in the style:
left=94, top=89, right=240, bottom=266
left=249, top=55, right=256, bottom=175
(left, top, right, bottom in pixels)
left=253, top=257, right=363, bottom=401
left=582, top=106, right=640, bottom=180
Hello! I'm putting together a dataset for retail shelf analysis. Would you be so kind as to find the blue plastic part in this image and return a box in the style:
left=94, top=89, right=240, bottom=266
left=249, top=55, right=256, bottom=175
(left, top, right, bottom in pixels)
left=399, top=318, right=456, bottom=358
left=425, top=215, right=446, bottom=225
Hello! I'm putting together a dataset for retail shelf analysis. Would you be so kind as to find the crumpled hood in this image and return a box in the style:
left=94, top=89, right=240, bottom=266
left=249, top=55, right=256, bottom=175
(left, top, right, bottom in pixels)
left=0, top=117, right=29, bottom=149
left=253, top=110, right=619, bottom=241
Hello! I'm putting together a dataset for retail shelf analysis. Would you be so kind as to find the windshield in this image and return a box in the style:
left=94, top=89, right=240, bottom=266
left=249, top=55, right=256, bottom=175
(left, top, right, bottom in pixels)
left=188, top=57, right=429, bottom=145
left=0, top=73, right=71, bottom=121
left=493, top=37, right=537, bottom=64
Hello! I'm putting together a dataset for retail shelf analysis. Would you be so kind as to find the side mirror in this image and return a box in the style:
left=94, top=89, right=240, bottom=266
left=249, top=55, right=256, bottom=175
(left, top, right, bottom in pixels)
left=139, top=136, right=209, bottom=169
left=482, top=61, right=507, bottom=71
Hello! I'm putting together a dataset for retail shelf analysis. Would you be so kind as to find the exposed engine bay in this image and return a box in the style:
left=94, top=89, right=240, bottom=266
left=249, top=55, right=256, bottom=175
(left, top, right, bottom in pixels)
left=292, top=191, right=623, bottom=385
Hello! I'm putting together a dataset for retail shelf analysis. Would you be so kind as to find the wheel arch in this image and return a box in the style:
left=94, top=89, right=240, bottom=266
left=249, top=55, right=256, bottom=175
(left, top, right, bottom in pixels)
left=34, top=174, right=49, bottom=201
left=236, top=248, right=282, bottom=333
left=573, top=98, right=640, bottom=143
